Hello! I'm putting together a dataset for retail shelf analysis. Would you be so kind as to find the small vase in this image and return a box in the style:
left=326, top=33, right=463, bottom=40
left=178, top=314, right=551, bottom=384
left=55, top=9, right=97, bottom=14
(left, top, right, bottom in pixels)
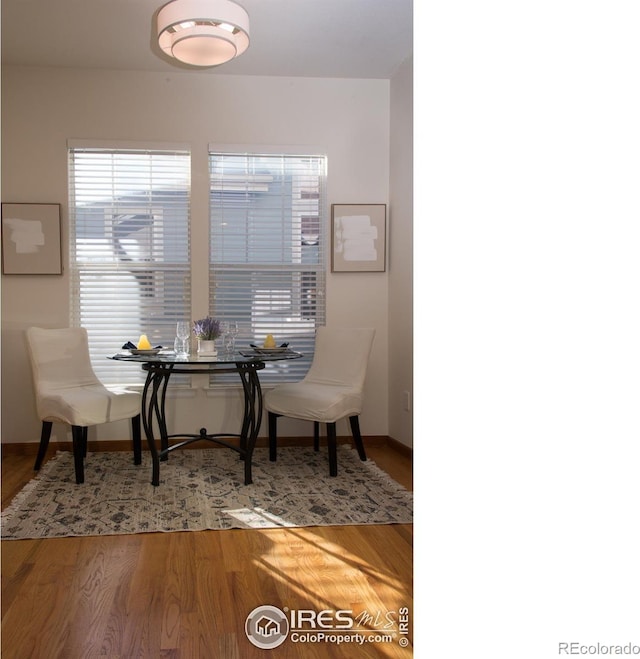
left=197, top=339, right=217, bottom=356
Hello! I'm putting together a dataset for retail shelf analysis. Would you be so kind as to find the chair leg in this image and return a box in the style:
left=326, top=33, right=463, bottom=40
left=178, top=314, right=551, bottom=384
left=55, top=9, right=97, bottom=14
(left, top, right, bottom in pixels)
left=313, top=421, right=320, bottom=451
left=327, top=422, right=338, bottom=477
left=131, top=414, right=142, bottom=465
left=71, top=425, right=86, bottom=484
left=82, top=427, right=88, bottom=457
left=268, top=412, right=279, bottom=461
left=349, top=416, right=367, bottom=462
left=34, top=421, right=53, bottom=471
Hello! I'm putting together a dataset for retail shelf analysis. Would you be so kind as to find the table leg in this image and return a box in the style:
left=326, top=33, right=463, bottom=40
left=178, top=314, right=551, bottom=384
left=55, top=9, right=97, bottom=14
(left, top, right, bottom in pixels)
left=236, top=363, right=263, bottom=485
left=141, top=365, right=173, bottom=486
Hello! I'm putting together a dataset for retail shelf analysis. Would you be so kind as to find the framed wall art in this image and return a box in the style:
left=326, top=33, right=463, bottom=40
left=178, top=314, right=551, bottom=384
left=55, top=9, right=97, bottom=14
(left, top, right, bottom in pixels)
left=1, top=203, right=63, bottom=275
left=331, top=203, right=386, bottom=272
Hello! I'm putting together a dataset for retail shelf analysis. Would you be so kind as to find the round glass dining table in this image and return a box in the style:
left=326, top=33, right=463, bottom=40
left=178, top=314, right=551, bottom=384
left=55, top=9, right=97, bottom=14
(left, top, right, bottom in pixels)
left=110, top=350, right=302, bottom=486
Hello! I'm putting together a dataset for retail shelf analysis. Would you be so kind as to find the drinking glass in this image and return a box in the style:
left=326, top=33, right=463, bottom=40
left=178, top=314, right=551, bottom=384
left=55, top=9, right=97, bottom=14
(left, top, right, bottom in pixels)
left=175, top=321, right=190, bottom=356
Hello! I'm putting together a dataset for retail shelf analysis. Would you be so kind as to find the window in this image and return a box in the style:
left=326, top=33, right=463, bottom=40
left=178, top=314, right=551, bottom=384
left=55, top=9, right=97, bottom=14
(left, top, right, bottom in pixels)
left=68, top=144, right=191, bottom=384
left=208, top=152, right=326, bottom=382
left=68, top=145, right=326, bottom=386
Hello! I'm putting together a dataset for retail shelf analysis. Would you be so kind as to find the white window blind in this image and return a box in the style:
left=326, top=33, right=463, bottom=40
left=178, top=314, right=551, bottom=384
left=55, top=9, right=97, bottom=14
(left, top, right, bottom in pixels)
left=208, top=152, right=327, bottom=382
left=68, top=146, right=191, bottom=385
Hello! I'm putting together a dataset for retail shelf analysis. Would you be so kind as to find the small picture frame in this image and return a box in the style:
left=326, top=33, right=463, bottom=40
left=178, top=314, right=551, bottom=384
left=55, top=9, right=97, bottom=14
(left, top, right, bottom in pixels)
left=331, top=203, right=386, bottom=272
left=1, top=203, right=63, bottom=275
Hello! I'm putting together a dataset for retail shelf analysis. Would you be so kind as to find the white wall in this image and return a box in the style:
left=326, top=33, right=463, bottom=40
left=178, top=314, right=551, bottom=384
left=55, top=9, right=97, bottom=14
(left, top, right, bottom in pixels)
left=388, top=55, right=413, bottom=448
left=1, top=65, right=396, bottom=445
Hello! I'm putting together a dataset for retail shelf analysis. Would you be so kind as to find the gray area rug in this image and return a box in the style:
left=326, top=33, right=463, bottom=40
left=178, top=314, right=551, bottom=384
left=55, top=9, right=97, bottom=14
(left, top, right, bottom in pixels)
left=1, top=446, right=413, bottom=539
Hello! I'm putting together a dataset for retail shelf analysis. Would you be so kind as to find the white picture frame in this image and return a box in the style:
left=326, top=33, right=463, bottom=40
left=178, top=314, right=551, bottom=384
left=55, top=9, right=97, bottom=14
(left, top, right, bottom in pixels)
left=331, top=203, right=386, bottom=272
left=1, top=203, right=63, bottom=275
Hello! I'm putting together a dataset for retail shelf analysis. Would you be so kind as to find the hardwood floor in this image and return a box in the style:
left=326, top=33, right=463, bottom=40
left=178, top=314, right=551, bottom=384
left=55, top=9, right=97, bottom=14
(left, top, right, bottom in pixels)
left=1, top=444, right=413, bottom=658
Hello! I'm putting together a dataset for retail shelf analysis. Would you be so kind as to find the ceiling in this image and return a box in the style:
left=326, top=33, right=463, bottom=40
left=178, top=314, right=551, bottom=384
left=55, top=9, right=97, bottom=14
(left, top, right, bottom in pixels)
left=1, top=0, right=413, bottom=79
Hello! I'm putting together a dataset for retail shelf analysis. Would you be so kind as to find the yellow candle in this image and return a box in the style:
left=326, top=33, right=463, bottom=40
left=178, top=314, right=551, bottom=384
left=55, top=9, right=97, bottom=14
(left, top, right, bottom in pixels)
left=137, top=334, right=152, bottom=349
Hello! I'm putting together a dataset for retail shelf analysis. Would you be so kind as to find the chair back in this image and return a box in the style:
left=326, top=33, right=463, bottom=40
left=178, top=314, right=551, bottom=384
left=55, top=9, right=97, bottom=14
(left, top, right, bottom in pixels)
left=303, top=326, right=375, bottom=391
left=26, top=327, right=102, bottom=397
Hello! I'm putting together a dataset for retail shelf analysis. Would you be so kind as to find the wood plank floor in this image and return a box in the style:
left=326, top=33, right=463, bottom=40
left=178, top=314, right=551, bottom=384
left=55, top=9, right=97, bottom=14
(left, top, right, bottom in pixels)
left=2, top=444, right=413, bottom=658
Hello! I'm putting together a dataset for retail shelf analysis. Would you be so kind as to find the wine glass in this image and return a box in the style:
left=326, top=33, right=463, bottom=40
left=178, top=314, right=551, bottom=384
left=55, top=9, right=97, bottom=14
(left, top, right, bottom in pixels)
left=228, top=321, right=239, bottom=352
left=219, top=321, right=232, bottom=355
left=175, top=321, right=190, bottom=356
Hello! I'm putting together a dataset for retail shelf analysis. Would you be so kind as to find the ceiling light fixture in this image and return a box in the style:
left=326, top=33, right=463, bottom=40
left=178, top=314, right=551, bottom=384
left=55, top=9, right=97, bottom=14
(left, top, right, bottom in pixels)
left=156, top=0, right=250, bottom=67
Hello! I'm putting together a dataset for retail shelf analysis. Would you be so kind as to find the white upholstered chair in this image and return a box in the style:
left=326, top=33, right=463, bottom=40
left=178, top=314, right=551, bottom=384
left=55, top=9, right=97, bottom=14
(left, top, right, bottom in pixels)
left=25, top=327, right=142, bottom=484
left=264, top=326, right=375, bottom=476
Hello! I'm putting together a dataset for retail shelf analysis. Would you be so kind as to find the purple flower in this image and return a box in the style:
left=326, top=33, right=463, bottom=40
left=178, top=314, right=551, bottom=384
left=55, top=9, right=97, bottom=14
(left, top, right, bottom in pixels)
left=192, top=317, right=221, bottom=340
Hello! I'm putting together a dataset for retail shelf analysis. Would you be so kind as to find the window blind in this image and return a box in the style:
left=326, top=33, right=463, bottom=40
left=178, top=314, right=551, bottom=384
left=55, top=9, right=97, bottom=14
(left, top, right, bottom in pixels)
left=68, top=146, right=191, bottom=385
left=208, top=152, right=327, bottom=383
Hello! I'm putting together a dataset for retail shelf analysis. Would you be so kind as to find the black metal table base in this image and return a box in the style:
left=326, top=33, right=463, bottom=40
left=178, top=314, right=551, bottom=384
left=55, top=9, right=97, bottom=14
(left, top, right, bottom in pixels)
left=141, top=361, right=265, bottom=486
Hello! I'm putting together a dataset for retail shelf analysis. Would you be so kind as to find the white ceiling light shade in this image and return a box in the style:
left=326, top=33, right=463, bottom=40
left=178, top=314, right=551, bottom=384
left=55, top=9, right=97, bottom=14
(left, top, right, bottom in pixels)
left=157, top=0, right=250, bottom=67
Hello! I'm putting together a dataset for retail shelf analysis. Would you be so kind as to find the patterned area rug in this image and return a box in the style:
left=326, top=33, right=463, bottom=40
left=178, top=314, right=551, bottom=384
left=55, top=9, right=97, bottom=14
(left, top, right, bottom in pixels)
left=1, top=446, right=412, bottom=539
